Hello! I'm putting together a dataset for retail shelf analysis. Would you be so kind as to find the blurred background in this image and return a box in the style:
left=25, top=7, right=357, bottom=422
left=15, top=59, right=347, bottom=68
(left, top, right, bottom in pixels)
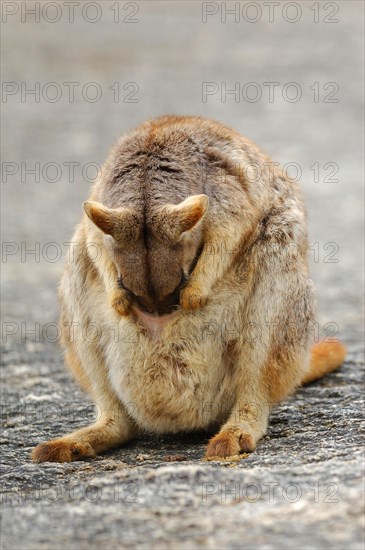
left=2, top=1, right=364, bottom=348
left=1, top=3, right=364, bottom=549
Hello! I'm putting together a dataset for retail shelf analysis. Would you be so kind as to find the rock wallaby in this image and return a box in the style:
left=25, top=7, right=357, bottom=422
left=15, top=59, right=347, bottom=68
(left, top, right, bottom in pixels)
left=32, top=116, right=346, bottom=462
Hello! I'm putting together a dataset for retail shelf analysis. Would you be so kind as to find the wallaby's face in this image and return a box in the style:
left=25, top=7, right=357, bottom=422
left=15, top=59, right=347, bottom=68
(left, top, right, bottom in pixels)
left=84, top=195, right=208, bottom=315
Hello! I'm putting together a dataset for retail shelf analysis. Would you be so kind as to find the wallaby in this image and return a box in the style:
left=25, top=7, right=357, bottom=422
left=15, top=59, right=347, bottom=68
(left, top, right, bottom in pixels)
left=32, top=116, right=346, bottom=462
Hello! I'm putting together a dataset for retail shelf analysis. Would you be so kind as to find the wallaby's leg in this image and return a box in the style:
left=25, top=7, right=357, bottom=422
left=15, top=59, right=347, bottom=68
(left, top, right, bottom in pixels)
left=205, top=321, right=315, bottom=458
left=32, top=338, right=138, bottom=463
left=205, top=316, right=314, bottom=458
left=32, top=399, right=138, bottom=463
left=205, top=374, right=270, bottom=458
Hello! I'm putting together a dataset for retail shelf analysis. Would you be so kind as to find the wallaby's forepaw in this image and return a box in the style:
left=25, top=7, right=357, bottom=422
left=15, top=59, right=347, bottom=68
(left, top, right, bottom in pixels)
left=32, top=439, right=95, bottom=463
left=180, top=283, right=208, bottom=310
left=205, top=429, right=256, bottom=458
left=111, top=289, right=131, bottom=316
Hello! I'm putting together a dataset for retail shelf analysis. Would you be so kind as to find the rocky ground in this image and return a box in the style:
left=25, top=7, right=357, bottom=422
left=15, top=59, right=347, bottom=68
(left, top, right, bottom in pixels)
left=1, top=2, right=364, bottom=549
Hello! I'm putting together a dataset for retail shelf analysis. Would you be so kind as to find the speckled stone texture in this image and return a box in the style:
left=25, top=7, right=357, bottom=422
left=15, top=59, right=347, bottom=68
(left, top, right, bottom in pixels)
left=1, top=2, right=364, bottom=549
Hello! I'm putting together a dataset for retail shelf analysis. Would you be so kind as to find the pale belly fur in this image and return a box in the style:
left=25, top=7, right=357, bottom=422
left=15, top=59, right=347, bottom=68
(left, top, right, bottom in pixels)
left=105, top=307, right=237, bottom=433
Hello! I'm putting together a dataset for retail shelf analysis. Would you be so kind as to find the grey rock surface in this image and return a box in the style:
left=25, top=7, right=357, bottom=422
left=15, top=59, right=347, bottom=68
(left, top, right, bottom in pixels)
left=1, top=2, right=364, bottom=549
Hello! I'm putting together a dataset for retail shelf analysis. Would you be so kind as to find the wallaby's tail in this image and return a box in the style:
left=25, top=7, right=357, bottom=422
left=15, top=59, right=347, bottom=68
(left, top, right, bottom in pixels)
left=301, top=341, right=347, bottom=385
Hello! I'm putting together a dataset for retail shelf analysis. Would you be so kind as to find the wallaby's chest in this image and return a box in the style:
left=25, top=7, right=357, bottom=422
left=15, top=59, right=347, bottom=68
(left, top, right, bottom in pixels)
left=106, top=314, right=236, bottom=432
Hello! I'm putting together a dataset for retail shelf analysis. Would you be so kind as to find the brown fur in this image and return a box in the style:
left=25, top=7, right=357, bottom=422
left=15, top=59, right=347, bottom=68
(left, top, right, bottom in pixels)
left=32, top=116, right=346, bottom=462
left=206, top=429, right=255, bottom=459
left=32, top=440, right=95, bottom=463
left=302, top=341, right=347, bottom=385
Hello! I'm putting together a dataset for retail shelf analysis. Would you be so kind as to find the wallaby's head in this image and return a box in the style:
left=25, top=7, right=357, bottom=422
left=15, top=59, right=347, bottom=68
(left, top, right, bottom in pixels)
left=84, top=194, right=208, bottom=315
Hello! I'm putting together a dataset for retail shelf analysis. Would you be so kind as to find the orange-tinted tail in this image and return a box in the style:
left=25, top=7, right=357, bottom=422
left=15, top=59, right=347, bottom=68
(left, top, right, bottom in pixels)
left=301, top=341, right=347, bottom=385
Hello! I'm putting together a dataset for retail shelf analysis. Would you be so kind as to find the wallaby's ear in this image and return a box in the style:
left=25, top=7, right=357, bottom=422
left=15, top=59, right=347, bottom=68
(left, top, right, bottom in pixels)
left=84, top=201, right=116, bottom=235
left=83, top=201, right=139, bottom=242
left=155, top=194, right=209, bottom=243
